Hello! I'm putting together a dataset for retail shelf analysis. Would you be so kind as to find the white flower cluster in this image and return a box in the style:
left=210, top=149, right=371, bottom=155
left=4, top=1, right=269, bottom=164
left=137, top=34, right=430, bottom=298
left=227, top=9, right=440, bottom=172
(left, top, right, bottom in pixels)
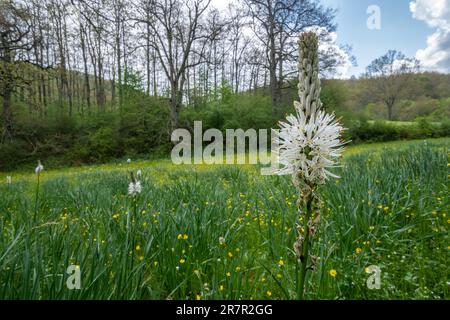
left=128, top=180, right=142, bottom=196
left=35, top=161, right=44, bottom=174
left=275, top=33, right=345, bottom=184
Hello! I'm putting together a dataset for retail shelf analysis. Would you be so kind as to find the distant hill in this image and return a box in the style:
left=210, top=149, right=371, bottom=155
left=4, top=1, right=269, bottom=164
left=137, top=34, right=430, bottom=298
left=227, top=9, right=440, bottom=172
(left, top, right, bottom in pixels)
left=320, top=72, right=450, bottom=122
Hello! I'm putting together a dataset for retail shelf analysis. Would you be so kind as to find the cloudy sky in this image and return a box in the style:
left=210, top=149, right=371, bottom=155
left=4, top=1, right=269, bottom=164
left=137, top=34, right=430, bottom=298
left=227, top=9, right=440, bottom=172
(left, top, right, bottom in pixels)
left=212, top=0, right=450, bottom=78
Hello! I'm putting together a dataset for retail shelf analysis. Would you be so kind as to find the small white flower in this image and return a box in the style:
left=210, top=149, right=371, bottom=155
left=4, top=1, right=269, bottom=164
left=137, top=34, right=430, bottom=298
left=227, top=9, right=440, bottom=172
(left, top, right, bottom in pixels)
left=219, top=236, right=226, bottom=245
left=127, top=158, right=131, bottom=164
left=137, top=169, right=142, bottom=178
left=35, top=161, right=44, bottom=174
left=6, top=176, right=12, bottom=184
left=128, top=180, right=142, bottom=196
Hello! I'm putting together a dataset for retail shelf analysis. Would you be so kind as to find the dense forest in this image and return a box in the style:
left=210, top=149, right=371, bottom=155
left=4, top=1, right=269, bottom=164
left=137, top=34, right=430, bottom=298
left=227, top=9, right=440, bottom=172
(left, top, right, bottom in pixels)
left=1, top=0, right=449, bottom=170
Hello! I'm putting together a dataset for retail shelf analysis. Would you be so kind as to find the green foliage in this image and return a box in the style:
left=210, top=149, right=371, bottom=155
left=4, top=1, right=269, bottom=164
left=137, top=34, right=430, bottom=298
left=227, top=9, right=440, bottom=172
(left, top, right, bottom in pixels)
left=346, top=119, right=449, bottom=143
left=321, top=80, right=349, bottom=112
left=2, top=71, right=450, bottom=171
left=180, top=92, right=275, bottom=131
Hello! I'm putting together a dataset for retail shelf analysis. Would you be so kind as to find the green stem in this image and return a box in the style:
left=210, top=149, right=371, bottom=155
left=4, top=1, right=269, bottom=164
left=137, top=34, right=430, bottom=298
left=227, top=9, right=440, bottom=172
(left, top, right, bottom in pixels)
left=298, top=196, right=313, bottom=300
left=33, top=174, right=40, bottom=224
left=130, top=196, right=137, bottom=272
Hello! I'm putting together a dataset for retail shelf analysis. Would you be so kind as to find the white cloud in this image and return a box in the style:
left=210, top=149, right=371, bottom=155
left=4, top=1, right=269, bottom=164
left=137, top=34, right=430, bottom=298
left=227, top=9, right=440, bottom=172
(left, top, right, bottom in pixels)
left=322, top=31, right=354, bottom=79
left=305, top=26, right=354, bottom=79
left=410, top=0, right=450, bottom=73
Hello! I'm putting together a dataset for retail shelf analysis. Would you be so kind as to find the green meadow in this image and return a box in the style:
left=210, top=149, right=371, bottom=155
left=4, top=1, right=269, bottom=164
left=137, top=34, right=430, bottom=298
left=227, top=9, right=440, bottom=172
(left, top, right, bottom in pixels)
left=0, top=138, right=449, bottom=299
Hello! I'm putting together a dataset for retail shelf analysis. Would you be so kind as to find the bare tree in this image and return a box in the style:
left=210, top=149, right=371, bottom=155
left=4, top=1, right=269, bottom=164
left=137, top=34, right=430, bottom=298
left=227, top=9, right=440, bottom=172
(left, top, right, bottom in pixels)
left=0, top=0, right=33, bottom=141
left=1, top=0, right=353, bottom=143
left=365, top=50, right=419, bottom=120
left=244, top=0, right=337, bottom=112
left=138, top=0, right=211, bottom=131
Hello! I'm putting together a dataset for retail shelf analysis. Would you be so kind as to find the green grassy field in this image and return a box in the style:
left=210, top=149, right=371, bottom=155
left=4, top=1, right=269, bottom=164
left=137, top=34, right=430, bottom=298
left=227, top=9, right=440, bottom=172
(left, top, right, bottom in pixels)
left=0, top=138, right=449, bottom=299
left=366, top=120, right=441, bottom=126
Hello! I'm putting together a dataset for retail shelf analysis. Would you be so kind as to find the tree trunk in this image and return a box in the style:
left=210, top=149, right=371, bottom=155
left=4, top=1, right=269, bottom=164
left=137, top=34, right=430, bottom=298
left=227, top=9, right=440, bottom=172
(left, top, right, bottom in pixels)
left=170, top=80, right=180, bottom=132
left=387, top=102, right=394, bottom=121
left=1, top=43, right=13, bottom=141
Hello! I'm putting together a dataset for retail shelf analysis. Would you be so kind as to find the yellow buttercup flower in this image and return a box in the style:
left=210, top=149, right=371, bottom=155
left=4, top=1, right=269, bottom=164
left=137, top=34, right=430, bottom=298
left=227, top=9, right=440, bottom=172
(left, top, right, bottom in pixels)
left=135, top=245, right=141, bottom=251
left=356, top=247, right=362, bottom=254
left=266, top=291, right=272, bottom=297
left=329, top=269, right=337, bottom=277
left=179, top=258, right=185, bottom=264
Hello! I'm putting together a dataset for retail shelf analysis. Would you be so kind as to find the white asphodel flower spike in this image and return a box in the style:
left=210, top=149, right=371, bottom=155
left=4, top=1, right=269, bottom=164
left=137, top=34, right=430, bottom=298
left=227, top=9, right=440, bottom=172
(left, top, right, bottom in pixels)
left=127, top=158, right=131, bottom=164
left=128, top=172, right=142, bottom=196
left=6, top=176, right=12, bottom=184
left=275, top=32, right=347, bottom=300
left=35, top=160, right=44, bottom=175
left=275, top=33, right=346, bottom=185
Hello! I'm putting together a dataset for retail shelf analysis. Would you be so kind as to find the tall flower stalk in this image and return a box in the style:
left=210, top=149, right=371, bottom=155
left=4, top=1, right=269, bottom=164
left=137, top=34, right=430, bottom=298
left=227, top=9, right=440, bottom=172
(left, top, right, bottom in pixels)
left=128, top=171, right=142, bottom=221
left=275, top=32, right=346, bottom=299
left=34, top=160, right=44, bottom=222
left=128, top=171, right=141, bottom=270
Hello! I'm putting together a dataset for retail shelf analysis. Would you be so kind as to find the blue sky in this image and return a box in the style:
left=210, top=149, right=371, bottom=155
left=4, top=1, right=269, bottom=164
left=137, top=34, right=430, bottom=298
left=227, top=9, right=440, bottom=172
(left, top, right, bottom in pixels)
left=322, top=0, right=431, bottom=76
left=211, top=0, right=450, bottom=77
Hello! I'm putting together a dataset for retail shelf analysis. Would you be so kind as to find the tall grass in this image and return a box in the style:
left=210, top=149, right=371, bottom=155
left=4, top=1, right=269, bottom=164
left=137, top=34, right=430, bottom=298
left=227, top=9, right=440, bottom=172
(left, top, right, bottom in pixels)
left=0, top=140, right=448, bottom=299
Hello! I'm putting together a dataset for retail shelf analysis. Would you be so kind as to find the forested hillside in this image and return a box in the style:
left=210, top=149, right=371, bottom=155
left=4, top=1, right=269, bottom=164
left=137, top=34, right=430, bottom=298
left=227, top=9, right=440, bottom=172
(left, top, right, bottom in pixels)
left=1, top=0, right=449, bottom=170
